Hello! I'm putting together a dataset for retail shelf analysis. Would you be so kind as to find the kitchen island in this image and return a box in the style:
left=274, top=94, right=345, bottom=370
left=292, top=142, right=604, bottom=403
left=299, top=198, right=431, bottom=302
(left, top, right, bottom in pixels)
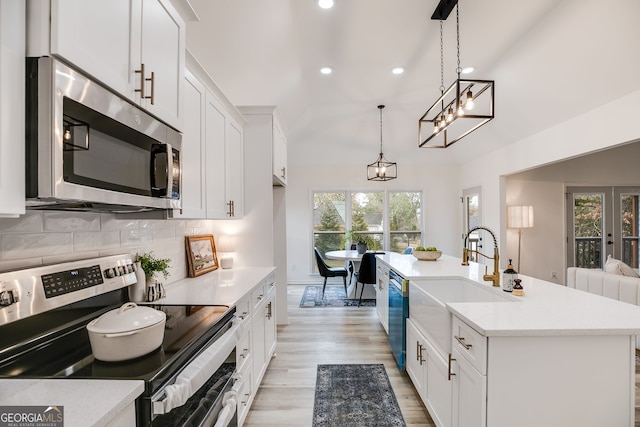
left=376, top=252, right=640, bottom=427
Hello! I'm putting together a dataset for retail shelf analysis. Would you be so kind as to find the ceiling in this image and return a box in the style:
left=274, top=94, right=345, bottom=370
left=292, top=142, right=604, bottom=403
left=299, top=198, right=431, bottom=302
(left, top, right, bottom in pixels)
left=184, top=0, right=640, bottom=167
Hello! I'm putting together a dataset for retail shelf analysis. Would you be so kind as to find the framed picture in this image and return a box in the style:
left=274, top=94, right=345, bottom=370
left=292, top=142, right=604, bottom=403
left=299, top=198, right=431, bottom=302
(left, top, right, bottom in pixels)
left=185, top=235, right=219, bottom=277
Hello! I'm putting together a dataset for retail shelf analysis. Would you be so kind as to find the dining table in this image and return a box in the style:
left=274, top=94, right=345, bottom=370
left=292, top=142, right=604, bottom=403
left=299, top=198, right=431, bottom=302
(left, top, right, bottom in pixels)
left=324, top=250, right=385, bottom=299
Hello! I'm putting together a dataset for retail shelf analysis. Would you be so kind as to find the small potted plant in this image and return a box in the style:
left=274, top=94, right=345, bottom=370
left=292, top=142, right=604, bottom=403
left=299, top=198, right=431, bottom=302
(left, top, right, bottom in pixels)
left=137, top=251, right=171, bottom=281
left=131, top=252, right=171, bottom=302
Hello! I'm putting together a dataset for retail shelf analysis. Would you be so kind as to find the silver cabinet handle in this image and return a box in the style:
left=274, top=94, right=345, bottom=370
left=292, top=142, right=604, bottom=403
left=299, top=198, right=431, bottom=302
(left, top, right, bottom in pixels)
left=417, top=342, right=425, bottom=365
left=240, top=348, right=249, bottom=358
left=454, top=335, right=472, bottom=350
left=241, top=392, right=251, bottom=406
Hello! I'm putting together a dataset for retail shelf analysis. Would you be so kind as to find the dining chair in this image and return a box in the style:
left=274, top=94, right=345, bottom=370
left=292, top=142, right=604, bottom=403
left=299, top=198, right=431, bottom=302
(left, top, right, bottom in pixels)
left=354, top=252, right=377, bottom=306
left=314, top=247, right=348, bottom=298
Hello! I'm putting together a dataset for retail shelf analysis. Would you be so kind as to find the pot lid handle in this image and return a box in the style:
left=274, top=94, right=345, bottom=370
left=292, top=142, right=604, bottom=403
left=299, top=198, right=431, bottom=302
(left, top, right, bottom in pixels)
left=118, top=302, right=138, bottom=314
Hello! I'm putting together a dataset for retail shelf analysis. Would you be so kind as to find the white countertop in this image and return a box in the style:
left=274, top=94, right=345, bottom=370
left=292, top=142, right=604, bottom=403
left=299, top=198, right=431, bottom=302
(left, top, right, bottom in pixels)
left=153, top=266, right=276, bottom=306
left=378, top=253, right=640, bottom=337
left=0, top=380, right=143, bottom=427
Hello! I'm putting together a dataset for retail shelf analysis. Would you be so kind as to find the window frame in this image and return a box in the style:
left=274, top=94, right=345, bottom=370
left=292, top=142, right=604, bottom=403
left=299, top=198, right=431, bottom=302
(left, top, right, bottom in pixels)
left=310, top=189, right=424, bottom=273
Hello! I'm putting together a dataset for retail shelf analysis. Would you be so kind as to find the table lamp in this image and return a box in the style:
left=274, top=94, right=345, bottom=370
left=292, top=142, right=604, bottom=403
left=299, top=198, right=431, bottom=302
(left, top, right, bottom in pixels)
left=507, top=205, right=534, bottom=272
left=217, top=235, right=236, bottom=269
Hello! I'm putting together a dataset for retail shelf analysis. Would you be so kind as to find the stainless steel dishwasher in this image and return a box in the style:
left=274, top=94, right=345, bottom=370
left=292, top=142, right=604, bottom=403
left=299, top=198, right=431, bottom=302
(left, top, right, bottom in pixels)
left=388, top=269, right=409, bottom=370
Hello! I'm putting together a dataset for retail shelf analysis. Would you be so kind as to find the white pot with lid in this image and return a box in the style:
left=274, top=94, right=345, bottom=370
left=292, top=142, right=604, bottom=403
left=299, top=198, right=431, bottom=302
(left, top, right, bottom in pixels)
left=87, top=302, right=166, bottom=362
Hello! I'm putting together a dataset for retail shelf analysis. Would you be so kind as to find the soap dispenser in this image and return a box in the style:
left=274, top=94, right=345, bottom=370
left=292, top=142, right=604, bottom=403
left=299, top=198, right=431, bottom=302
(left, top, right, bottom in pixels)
left=502, top=259, right=518, bottom=292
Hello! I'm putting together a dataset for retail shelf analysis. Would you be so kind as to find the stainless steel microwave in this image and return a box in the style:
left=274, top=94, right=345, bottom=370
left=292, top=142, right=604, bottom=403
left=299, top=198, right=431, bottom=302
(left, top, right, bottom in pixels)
left=25, top=57, right=181, bottom=213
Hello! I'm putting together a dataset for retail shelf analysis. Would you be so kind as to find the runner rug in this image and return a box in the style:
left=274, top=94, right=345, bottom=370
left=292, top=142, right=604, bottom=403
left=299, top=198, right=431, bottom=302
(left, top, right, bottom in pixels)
left=312, top=364, right=406, bottom=427
left=299, top=285, right=376, bottom=308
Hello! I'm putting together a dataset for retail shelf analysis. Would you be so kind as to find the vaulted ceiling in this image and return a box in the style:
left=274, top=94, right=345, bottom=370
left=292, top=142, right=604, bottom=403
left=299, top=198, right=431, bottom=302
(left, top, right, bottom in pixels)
left=185, top=0, right=640, bottom=167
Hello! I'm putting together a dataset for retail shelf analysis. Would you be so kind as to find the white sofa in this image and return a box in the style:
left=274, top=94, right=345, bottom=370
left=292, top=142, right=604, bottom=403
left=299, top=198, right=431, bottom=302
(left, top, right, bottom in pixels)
left=567, top=267, right=640, bottom=350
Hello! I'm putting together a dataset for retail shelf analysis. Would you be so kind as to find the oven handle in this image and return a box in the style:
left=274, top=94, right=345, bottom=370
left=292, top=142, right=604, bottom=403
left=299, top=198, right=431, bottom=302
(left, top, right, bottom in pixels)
left=213, top=373, right=244, bottom=427
left=153, top=317, right=242, bottom=415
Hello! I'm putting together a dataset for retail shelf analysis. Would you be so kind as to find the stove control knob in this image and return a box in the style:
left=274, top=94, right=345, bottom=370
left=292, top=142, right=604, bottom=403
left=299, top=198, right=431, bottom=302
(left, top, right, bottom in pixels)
left=104, top=268, right=115, bottom=279
left=0, top=289, right=18, bottom=307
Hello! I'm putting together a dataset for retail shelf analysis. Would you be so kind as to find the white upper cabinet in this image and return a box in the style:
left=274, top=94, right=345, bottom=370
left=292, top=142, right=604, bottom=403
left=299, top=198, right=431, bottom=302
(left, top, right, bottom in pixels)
left=31, top=0, right=185, bottom=130
left=136, top=0, right=184, bottom=128
left=0, top=0, right=25, bottom=217
left=180, top=51, right=245, bottom=220
left=173, top=69, right=206, bottom=219
left=225, top=118, right=244, bottom=218
left=238, top=106, right=288, bottom=187
left=204, top=92, right=230, bottom=219
left=272, top=121, right=287, bottom=186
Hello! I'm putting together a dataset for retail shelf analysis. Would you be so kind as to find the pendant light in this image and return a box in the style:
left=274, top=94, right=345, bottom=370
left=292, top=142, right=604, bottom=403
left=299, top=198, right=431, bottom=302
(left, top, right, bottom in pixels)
left=367, top=105, right=397, bottom=181
left=418, top=0, right=494, bottom=148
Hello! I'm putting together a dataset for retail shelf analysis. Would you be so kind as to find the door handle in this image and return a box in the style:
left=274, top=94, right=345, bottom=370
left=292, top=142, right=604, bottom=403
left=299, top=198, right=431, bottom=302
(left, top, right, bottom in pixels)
left=607, top=240, right=613, bottom=245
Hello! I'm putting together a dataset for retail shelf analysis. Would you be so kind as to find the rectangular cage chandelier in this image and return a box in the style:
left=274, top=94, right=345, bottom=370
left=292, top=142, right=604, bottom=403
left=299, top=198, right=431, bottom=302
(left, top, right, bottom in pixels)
left=418, top=0, right=494, bottom=149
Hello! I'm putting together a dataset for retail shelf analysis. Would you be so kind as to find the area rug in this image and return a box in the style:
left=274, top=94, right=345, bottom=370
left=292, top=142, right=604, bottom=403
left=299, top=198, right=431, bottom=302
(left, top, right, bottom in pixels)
left=312, top=364, right=406, bottom=427
left=299, top=285, right=375, bottom=308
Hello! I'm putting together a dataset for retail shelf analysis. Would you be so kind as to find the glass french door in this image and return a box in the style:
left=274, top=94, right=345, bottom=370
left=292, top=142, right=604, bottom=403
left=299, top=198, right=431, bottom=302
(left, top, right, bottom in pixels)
left=566, top=186, right=640, bottom=269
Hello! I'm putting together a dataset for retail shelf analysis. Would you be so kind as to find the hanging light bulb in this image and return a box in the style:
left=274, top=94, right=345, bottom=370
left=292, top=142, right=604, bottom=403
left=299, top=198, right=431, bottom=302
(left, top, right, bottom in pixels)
left=439, top=114, right=446, bottom=128
left=446, top=106, right=454, bottom=122
left=433, top=121, right=439, bottom=134
left=63, top=126, right=72, bottom=141
left=457, top=100, right=465, bottom=116
left=465, top=89, right=475, bottom=110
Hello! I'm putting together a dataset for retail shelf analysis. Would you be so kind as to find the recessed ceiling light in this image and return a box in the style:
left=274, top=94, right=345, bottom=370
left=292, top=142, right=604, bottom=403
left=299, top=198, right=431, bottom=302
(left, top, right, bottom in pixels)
left=392, top=67, right=405, bottom=75
left=461, top=66, right=475, bottom=74
left=318, top=0, right=334, bottom=9
left=320, top=66, right=333, bottom=74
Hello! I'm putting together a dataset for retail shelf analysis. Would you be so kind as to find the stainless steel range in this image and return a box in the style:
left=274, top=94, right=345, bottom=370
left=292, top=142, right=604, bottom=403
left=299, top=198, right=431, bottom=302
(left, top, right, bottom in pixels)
left=0, top=254, right=240, bottom=426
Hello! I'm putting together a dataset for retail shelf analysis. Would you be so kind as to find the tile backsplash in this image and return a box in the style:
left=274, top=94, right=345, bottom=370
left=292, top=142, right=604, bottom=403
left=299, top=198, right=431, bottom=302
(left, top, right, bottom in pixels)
left=0, top=211, right=217, bottom=284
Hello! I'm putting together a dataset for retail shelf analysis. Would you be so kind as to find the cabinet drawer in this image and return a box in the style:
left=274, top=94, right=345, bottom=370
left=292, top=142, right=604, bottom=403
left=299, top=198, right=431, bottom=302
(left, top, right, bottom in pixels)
left=237, top=361, right=253, bottom=425
left=264, top=273, right=276, bottom=296
left=251, top=284, right=267, bottom=309
left=237, top=327, right=252, bottom=373
left=452, top=317, right=487, bottom=375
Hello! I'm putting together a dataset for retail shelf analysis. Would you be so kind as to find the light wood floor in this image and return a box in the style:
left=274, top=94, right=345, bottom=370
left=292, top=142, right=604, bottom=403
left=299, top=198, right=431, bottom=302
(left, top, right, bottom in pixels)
left=243, top=284, right=434, bottom=427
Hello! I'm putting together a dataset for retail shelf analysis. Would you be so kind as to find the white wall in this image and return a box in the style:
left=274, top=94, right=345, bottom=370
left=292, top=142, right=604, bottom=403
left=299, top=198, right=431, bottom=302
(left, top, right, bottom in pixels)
left=286, top=163, right=460, bottom=284
left=505, top=141, right=640, bottom=285
left=504, top=179, right=565, bottom=282
left=460, top=90, right=640, bottom=281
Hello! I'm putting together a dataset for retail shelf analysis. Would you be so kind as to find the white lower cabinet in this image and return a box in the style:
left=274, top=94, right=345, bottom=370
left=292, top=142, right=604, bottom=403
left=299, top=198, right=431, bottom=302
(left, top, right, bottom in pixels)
left=450, top=347, right=486, bottom=427
left=406, top=318, right=451, bottom=427
left=237, top=273, right=277, bottom=426
left=375, top=263, right=389, bottom=333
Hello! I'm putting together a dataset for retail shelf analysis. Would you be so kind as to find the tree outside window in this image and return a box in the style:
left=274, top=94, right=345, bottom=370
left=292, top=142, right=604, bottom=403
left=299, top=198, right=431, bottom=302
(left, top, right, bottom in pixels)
left=312, top=190, right=422, bottom=272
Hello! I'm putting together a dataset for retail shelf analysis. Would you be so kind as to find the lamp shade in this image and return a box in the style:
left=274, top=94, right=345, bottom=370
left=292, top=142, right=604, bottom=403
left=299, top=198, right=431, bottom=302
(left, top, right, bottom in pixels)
left=507, top=206, right=534, bottom=229
left=217, top=235, right=236, bottom=253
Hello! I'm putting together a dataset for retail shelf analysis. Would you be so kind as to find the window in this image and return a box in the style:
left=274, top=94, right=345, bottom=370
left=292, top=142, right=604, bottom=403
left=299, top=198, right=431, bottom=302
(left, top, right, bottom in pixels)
left=312, top=190, right=422, bottom=270
left=313, top=192, right=346, bottom=269
left=389, top=191, right=422, bottom=253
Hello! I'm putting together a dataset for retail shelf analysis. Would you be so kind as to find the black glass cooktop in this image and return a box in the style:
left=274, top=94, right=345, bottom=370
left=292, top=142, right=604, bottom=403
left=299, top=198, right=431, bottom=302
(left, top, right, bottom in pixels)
left=0, top=290, right=232, bottom=388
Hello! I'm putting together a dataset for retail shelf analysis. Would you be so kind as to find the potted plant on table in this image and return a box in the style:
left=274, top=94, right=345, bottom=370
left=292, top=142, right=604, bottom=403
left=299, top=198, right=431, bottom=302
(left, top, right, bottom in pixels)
left=131, top=252, right=171, bottom=302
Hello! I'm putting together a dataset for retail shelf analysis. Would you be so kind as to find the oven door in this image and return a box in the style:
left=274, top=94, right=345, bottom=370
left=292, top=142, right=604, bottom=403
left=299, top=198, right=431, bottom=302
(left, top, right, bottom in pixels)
left=146, top=319, right=242, bottom=427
